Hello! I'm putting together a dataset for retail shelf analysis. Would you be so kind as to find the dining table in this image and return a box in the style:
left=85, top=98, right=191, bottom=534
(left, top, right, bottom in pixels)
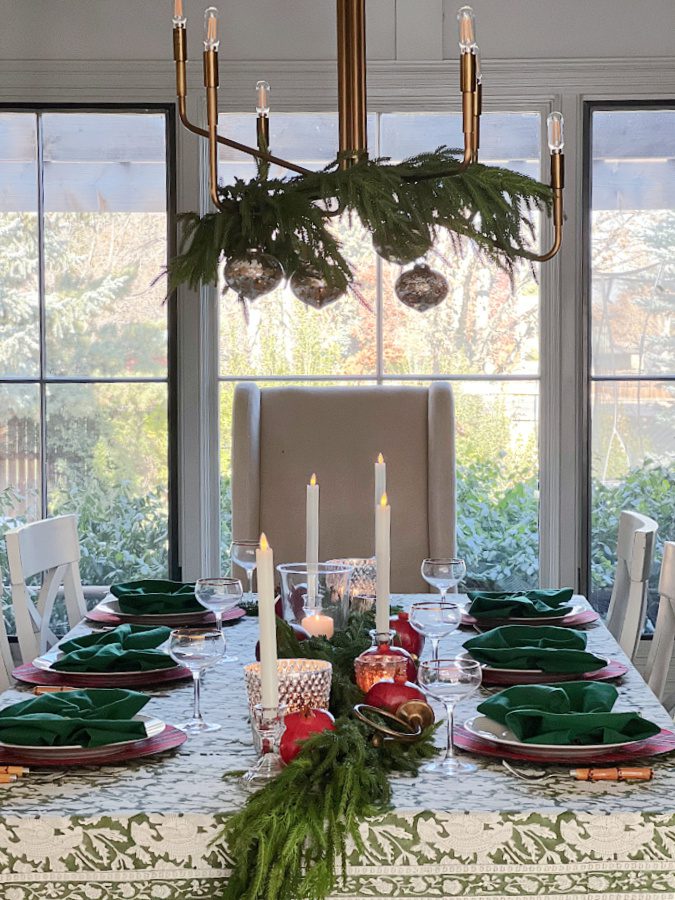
left=1, top=593, right=675, bottom=900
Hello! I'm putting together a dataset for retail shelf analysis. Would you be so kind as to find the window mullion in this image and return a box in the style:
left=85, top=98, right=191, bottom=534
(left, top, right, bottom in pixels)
left=35, top=111, right=48, bottom=520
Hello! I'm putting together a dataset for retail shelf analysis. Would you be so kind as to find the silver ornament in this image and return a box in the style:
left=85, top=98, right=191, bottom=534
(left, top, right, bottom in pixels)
left=290, top=269, right=344, bottom=310
left=223, top=251, right=283, bottom=301
left=394, top=263, right=448, bottom=312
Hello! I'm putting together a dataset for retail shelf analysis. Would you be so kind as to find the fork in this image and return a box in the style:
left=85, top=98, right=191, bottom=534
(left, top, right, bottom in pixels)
left=502, top=759, right=557, bottom=781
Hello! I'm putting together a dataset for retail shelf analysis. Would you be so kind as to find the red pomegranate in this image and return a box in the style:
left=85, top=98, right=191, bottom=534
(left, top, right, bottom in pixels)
left=364, top=673, right=425, bottom=713
left=280, top=708, right=335, bottom=764
left=390, top=611, right=425, bottom=658
left=255, top=621, right=310, bottom=660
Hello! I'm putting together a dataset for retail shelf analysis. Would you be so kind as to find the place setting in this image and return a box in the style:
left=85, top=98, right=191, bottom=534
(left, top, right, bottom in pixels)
left=460, top=588, right=600, bottom=629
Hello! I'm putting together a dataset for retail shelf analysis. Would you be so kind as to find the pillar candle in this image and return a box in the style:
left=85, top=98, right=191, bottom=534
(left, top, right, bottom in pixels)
left=306, top=472, right=319, bottom=605
left=301, top=612, right=335, bottom=639
left=374, top=452, right=386, bottom=509
left=375, top=492, right=391, bottom=635
left=256, top=533, right=278, bottom=712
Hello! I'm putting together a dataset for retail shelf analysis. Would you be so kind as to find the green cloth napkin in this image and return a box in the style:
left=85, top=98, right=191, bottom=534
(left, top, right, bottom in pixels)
left=467, top=588, right=574, bottom=620
left=0, top=689, right=149, bottom=748
left=477, top=681, right=660, bottom=745
left=53, top=624, right=175, bottom=673
left=110, top=580, right=203, bottom=615
left=463, top=625, right=607, bottom=673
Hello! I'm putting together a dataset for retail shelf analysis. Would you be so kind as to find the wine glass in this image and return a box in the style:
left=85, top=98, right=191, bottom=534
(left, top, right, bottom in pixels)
left=195, top=577, right=243, bottom=663
left=418, top=656, right=482, bottom=774
left=409, top=601, right=461, bottom=661
left=231, top=540, right=259, bottom=599
left=168, top=628, right=225, bottom=733
left=421, top=558, right=467, bottom=603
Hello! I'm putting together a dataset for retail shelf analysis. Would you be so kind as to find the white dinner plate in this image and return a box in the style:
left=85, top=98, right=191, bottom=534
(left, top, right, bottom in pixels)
left=94, top=596, right=209, bottom=624
left=32, top=645, right=175, bottom=678
left=463, top=714, right=643, bottom=759
left=0, top=714, right=166, bottom=759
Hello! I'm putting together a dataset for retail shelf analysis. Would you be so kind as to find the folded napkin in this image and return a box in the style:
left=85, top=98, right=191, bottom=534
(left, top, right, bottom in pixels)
left=0, top=689, right=149, bottom=748
left=110, top=580, right=202, bottom=615
left=463, top=625, right=607, bottom=673
left=477, top=681, right=660, bottom=745
left=467, top=588, right=574, bottom=620
left=53, top=624, right=175, bottom=673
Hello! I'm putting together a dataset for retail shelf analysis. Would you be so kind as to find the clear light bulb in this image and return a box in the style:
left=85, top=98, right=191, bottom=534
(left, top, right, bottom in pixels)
left=474, top=45, right=482, bottom=84
left=256, top=80, right=270, bottom=116
left=457, top=6, right=477, bottom=53
left=547, top=111, right=564, bottom=152
left=172, top=0, right=186, bottom=28
left=203, top=6, right=220, bottom=51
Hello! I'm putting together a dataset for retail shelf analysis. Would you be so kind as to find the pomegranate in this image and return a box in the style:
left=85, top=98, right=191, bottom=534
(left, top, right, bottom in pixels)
left=280, top=708, right=335, bottom=764
left=364, top=673, right=425, bottom=713
left=390, top=611, right=425, bottom=658
left=255, top=621, right=310, bottom=660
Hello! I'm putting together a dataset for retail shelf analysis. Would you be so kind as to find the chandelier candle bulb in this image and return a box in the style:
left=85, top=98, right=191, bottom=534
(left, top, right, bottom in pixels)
left=547, top=112, right=564, bottom=153
left=374, top=453, right=386, bottom=510
left=306, top=473, right=320, bottom=606
left=256, top=533, right=279, bottom=714
left=375, top=492, right=391, bottom=636
left=457, top=6, right=477, bottom=52
left=301, top=612, right=335, bottom=640
left=256, top=80, right=270, bottom=116
left=172, top=0, right=186, bottom=27
left=203, top=6, right=219, bottom=51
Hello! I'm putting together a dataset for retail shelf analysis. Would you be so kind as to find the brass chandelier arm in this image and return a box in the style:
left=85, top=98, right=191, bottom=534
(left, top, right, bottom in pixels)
left=526, top=152, right=564, bottom=262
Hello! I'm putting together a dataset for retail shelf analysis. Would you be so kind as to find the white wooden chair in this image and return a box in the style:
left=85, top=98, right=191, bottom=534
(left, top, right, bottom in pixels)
left=605, top=510, right=658, bottom=659
left=644, top=542, right=675, bottom=704
left=5, top=514, right=87, bottom=662
left=0, top=583, right=14, bottom=691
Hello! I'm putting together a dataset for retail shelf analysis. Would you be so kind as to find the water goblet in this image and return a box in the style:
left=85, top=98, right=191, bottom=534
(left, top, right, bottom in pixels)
left=418, top=656, right=482, bottom=774
left=195, top=577, right=243, bottom=662
left=168, top=628, right=225, bottom=733
left=409, top=601, right=461, bottom=661
left=231, top=540, right=260, bottom=599
left=421, top=558, right=467, bottom=603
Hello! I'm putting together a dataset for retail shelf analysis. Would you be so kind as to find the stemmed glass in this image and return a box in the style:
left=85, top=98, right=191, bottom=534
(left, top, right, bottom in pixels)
left=195, top=577, right=243, bottom=663
left=421, top=558, right=467, bottom=603
left=168, top=628, right=225, bottom=733
left=418, top=656, right=483, bottom=774
left=231, top=540, right=260, bottom=599
left=409, top=601, right=461, bottom=661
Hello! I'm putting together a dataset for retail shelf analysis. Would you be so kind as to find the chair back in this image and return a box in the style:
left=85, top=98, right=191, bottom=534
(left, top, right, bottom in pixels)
left=0, top=580, right=14, bottom=691
left=645, top=542, right=675, bottom=702
left=5, top=515, right=86, bottom=661
left=232, top=383, right=455, bottom=592
left=605, top=510, right=658, bottom=659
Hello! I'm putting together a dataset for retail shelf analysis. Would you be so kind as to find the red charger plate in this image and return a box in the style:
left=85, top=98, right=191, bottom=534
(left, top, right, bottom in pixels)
left=461, top=609, right=600, bottom=629
left=85, top=605, right=246, bottom=628
left=480, top=659, right=629, bottom=686
left=12, top=662, right=193, bottom=688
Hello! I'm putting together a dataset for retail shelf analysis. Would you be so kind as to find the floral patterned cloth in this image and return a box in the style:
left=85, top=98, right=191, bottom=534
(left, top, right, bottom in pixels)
left=1, top=594, right=674, bottom=899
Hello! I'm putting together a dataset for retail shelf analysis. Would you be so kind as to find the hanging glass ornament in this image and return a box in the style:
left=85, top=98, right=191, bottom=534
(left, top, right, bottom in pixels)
left=290, top=268, right=344, bottom=309
left=372, top=227, right=432, bottom=265
left=223, top=251, right=283, bottom=301
left=394, top=263, right=448, bottom=312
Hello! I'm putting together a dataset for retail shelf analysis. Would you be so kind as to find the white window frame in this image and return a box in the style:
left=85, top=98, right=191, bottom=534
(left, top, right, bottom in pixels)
left=2, top=56, right=674, bottom=590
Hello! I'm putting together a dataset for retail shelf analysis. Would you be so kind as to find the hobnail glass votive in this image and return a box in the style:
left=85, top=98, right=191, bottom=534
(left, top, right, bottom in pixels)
left=244, top=658, right=332, bottom=715
left=328, top=557, right=376, bottom=614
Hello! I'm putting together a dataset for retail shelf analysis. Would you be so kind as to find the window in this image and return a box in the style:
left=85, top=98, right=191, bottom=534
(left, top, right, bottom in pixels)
left=0, top=108, right=175, bottom=622
left=218, top=111, right=542, bottom=588
left=588, top=105, right=675, bottom=620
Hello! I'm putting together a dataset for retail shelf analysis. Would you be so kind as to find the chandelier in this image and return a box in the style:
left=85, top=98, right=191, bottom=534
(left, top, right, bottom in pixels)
left=169, top=1, right=564, bottom=311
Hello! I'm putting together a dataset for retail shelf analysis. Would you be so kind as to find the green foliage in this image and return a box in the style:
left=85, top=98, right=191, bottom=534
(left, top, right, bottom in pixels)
left=219, top=613, right=438, bottom=900
left=170, top=148, right=552, bottom=294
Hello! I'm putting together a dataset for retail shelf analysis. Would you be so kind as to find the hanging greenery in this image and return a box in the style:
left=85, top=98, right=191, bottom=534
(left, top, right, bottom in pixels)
left=216, top=612, right=438, bottom=900
left=169, top=147, right=552, bottom=297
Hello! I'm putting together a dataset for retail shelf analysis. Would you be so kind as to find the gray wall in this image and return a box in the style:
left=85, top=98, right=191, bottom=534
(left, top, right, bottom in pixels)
left=2, top=0, right=675, bottom=63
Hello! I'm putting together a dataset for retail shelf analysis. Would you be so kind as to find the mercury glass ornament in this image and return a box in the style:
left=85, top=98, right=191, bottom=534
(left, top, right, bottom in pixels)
left=223, top=251, right=283, bottom=301
left=372, top=228, right=432, bottom=265
left=395, top=263, right=448, bottom=312
left=290, top=268, right=344, bottom=309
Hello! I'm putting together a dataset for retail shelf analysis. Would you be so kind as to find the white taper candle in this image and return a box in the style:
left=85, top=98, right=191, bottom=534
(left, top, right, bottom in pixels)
left=375, top=492, right=391, bottom=636
left=306, top=473, right=319, bottom=605
left=256, top=533, right=278, bottom=712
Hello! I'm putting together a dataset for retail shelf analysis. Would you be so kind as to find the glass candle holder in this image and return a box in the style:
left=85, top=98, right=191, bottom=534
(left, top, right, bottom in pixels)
left=244, top=658, right=332, bottom=715
left=354, top=629, right=417, bottom=693
left=277, top=562, right=353, bottom=632
left=242, top=703, right=287, bottom=783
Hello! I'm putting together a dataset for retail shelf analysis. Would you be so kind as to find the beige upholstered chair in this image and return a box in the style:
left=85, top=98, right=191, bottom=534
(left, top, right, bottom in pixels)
left=605, top=510, right=658, bottom=660
left=231, top=383, right=455, bottom=592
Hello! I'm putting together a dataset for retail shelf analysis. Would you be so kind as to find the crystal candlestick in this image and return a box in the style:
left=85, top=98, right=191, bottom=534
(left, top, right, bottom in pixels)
left=243, top=703, right=287, bottom=784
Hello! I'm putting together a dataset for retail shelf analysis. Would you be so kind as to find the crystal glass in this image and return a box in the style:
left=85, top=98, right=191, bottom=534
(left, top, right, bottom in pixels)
left=327, top=557, right=376, bottom=604
left=409, top=601, right=461, bottom=661
left=277, top=562, right=353, bottom=632
left=168, top=628, right=225, bottom=733
left=230, top=540, right=259, bottom=599
left=421, top=558, right=467, bottom=602
left=418, top=656, right=482, bottom=774
left=244, top=659, right=332, bottom=716
left=195, top=577, right=243, bottom=663
left=243, top=703, right=287, bottom=783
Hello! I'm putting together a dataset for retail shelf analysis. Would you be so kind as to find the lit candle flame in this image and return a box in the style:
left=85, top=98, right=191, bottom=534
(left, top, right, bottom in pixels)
left=174, top=0, right=183, bottom=17
left=380, top=492, right=388, bottom=507
left=260, top=532, right=269, bottom=551
left=377, top=452, right=384, bottom=464
left=310, top=473, right=317, bottom=486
